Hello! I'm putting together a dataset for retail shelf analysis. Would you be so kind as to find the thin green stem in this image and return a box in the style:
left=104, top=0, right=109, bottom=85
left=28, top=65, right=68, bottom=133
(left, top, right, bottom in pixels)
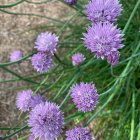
left=0, top=53, right=34, bottom=67
left=34, top=75, right=48, bottom=94
left=54, top=53, right=71, bottom=66
left=119, top=52, right=140, bottom=64
left=3, top=125, right=28, bottom=140
left=84, top=41, right=140, bottom=127
left=84, top=84, right=120, bottom=127
left=17, top=134, right=30, bottom=140
left=0, top=9, right=65, bottom=24
left=65, top=112, right=85, bottom=124
left=0, top=73, right=46, bottom=83
left=130, top=91, right=135, bottom=140
left=52, top=83, right=67, bottom=101
left=59, top=72, right=80, bottom=108
left=0, top=127, right=21, bottom=130
left=137, top=120, right=140, bottom=140
left=0, top=0, right=25, bottom=8
left=123, top=0, right=140, bottom=34
left=48, top=71, right=64, bottom=89
left=1, top=67, right=40, bottom=85
left=25, top=0, right=51, bottom=4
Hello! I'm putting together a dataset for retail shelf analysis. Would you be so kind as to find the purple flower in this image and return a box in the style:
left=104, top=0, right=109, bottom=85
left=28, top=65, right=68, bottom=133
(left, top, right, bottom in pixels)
left=35, top=32, right=59, bottom=54
left=83, top=22, right=123, bottom=65
left=86, top=0, right=122, bottom=23
left=30, top=95, right=45, bottom=108
left=16, top=89, right=46, bottom=112
left=28, top=102, right=64, bottom=140
left=16, top=90, right=33, bottom=112
left=31, top=52, right=53, bottom=73
left=71, top=82, right=99, bottom=112
left=107, top=51, right=120, bottom=65
left=72, top=53, right=85, bottom=66
left=64, top=0, right=77, bottom=5
left=10, top=50, right=23, bottom=62
left=66, top=127, right=92, bottom=140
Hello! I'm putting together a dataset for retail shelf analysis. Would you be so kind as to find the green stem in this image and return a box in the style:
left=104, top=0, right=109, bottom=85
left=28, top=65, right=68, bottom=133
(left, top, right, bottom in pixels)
left=52, top=82, right=67, bottom=101
left=65, top=112, right=85, bottom=124
left=59, top=72, right=80, bottom=108
left=0, top=53, right=34, bottom=67
left=54, top=54, right=71, bottom=66
left=0, top=127, right=20, bottom=130
left=137, top=120, right=140, bottom=140
left=0, top=0, right=25, bottom=8
left=0, top=9, right=65, bottom=24
left=17, top=134, right=30, bottom=140
left=123, top=0, right=140, bottom=34
left=84, top=41, right=140, bottom=127
left=0, top=73, right=46, bottom=83
left=119, top=52, right=140, bottom=64
left=84, top=84, right=121, bottom=127
left=130, top=91, right=135, bottom=140
left=1, top=67, right=40, bottom=85
left=25, top=0, right=51, bottom=4
left=48, top=71, right=64, bottom=89
left=3, top=125, right=28, bottom=140
left=34, top=75, right=48, bottom=94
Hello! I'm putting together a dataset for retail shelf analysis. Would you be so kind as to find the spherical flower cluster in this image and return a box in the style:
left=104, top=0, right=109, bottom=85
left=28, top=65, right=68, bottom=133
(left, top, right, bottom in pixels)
left=86, top=0, right=122, bottom=23
left=16, top=90, right=45, bottom=112
left=66, top=127, right=92, bottom=140
left=71, top=82, right=99, bottom=112
left=64, top=0, right=77, bottom=5
left=72, top=53, right=85, bottom=66
left=16, top=90, right=33, bottom=112
left=35, top=32, right=59, bottom=54
left=83, top=23, right=123, bottom=65
left=10, top=50, right=23, bottom=62
left=28, top=102, right=64, bottom=140
left=31, top=52, right=53, bottom=73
